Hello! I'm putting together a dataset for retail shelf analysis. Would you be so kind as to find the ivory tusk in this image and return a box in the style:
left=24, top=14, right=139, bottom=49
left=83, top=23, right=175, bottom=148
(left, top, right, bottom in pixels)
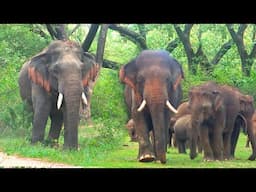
left=82, top=92, right=88, bottom=105
left=57, top=93, right=64, bottom=110
left=166, top=100, right=178, bottom=113
left=137, top=99, right=146, bottom=112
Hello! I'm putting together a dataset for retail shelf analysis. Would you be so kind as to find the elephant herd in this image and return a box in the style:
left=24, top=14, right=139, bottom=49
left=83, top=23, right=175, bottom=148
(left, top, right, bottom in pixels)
left=18, top=40, right=256, bottom=164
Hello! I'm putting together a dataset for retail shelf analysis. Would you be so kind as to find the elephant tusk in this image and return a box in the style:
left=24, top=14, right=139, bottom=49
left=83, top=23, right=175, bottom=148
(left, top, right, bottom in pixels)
left=166, top=100, right=178, bottom=114
left=81, top=92, right=88, bottom=105
left=137, top=99, right=146, bottom=112
left=57, top=93, right=64, bottom=110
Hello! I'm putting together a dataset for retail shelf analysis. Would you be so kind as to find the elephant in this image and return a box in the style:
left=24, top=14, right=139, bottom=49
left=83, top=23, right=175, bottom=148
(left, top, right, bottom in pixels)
left=189, top=81, right=256, bottom=161
left=245, top=110, right=256, bottom=148
left=18, top=40, right=99, bottom=150
left=220, top=85, right=256, bottom=160
left=170, top=101, right=201, bottom=159
left=188, top=81, right=240, bottom=161
left=173, top=114, right=197, bottom=158
left=169, top=101, right=191, bottom=147
left=125, top=118, right=138, bottom=142
left=119, top=50, right=184, bottom=163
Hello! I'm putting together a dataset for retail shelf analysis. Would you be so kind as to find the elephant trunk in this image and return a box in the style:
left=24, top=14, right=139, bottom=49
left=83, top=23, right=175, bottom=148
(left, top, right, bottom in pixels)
left=143, top=80, right=170, bottom=163
left=61, top=77, right=83, bottom=150
left=150, top=106, right=169, bottom=163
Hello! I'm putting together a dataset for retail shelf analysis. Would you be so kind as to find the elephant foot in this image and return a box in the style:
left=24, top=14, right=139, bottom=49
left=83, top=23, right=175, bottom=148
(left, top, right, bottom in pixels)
left=203, top=157, right=214, bottom=162
left=44, top=138, right=59, bottom=148
left=190, top=153, right=197, bottom=160
left=248, top=153, right=256, bottom=161
left=139, top=154, right=155, bottom=162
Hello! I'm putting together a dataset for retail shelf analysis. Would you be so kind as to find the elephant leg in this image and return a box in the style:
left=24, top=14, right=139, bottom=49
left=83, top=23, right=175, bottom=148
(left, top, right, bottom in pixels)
left=246, top=136, right=250, bottom=148
left=189, top=134, right=198, bottom=160
left=230, top=123, right=241, bottom=158
left=212, top=129, right=224, bottom=161
left=222, top=132, right=232, bottom=160
left=47, top=110, right=63, bottom=147
left=197, top=136, right=203, bottom=153
left=31, top=90, right=51, bottom=143
left=136, top=116, right=155, bottom=162
left=199, top=126, right=214, bottom=161
left=177, top=140, right=186, bottom=153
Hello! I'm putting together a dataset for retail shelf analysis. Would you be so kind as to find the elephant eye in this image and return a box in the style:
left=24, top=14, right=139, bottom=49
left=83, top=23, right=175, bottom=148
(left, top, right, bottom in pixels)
left=137, top=75, right=144, bottom=83
left=49, top=64, right=60, bottom=77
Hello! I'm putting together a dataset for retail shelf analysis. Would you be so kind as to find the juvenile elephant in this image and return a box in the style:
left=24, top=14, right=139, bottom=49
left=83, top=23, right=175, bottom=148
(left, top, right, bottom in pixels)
left=18, top=40, right=99, bottom=149
left=221, top=86, right=256, bottom=160
left=173, top=115, right=191, bottom=154
left=119, top=50, right=184, bottom=163
left=169, top=101, right=190, bottom=147
left=189, top=82, right=241, bottom=161
left=125, top=118, right=138, bottom=142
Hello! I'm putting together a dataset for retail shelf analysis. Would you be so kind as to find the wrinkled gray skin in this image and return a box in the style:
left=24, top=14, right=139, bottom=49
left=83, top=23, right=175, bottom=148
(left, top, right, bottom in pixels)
left=189, top=82, right=256, bottom=161
left=18, top=40, right=98, bottom=150
left=120, top=50, right=184, bottom=164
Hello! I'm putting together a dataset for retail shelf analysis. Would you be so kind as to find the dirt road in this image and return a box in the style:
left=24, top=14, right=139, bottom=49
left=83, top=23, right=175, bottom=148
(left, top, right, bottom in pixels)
left=0, top=152, right=82, bottom=168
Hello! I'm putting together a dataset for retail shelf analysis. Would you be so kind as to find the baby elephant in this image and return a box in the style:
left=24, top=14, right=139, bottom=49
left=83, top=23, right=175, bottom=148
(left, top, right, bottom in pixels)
left=174, top=114, right=200, bottom=159
left=126, top=119, right=138, bottom=142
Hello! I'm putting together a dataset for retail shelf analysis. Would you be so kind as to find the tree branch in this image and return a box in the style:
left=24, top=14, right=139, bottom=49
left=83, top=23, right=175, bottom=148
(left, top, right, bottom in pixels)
left=69, top=24, right=81, bottom=36
left=165, top=38, right=179, bottom=53
left=82, top=24, right=99, bottom=52
left=96, top=24, right=109, bottom=66
left=45, top=24, right=57, bottom=40
left=211, top=39, right=233, bottom=65
left=109, top=24, right=147, bottom=50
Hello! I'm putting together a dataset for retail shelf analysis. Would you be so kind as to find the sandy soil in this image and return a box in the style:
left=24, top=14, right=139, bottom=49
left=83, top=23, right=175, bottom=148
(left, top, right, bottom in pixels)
left=0, top=152, right=82, bottom=168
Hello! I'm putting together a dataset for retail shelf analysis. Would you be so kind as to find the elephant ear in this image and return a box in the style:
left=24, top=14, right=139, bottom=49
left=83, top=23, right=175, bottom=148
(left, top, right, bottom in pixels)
left=212, top=90, right=223, bottom=111
left=170, top=58, right=184, bottom=91
left=81, top=52, right=100, bottom=87
left=27, top=52, right=51, bottom=92
left=119, top=59, right=137, bottom=91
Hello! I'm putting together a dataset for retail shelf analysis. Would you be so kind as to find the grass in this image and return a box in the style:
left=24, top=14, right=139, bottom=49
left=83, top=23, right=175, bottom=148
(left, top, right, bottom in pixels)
left=0, top=127, right=255, bottom=168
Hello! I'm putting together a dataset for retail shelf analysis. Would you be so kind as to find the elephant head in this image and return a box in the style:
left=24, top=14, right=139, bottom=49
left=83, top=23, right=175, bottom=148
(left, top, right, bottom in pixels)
left=18, top=40, right=99, bottom=149
left=119, top=50, right=184, bottom=163
left=189, top=82, right=223, bottom=125
left=238, top=94, right=256, bottom=160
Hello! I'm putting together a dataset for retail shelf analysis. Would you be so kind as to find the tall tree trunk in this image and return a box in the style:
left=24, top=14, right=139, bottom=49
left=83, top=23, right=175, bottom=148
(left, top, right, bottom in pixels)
left=82, top=24, right=99, bottom=52
left=82, top=24, right=109, bottom=121
left=45, top=24, right=68, bottom=40
left=227, top=24, right=256, bottom=76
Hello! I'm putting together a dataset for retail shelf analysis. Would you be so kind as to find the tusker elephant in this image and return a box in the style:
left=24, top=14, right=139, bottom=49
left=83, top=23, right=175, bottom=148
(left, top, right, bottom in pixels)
left=119, top=50, right=184, bottom=163
left=18, top=40, right=99, bottom=150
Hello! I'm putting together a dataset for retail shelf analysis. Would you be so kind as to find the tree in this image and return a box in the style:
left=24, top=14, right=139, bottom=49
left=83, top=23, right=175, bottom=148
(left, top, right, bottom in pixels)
left=174, top=24, right=233, bottom=75
left=227, top=24, right=256, bottom=76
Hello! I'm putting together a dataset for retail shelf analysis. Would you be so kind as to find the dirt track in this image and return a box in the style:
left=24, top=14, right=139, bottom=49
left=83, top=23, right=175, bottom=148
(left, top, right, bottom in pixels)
left=0, top=152, right=82, bottom=168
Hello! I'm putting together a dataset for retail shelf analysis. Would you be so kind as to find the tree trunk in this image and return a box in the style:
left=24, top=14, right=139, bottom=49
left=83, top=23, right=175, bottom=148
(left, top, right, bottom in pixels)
left=82, top=24, right=99, bottom=52
left=81, top=24, right=109, bottom=121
